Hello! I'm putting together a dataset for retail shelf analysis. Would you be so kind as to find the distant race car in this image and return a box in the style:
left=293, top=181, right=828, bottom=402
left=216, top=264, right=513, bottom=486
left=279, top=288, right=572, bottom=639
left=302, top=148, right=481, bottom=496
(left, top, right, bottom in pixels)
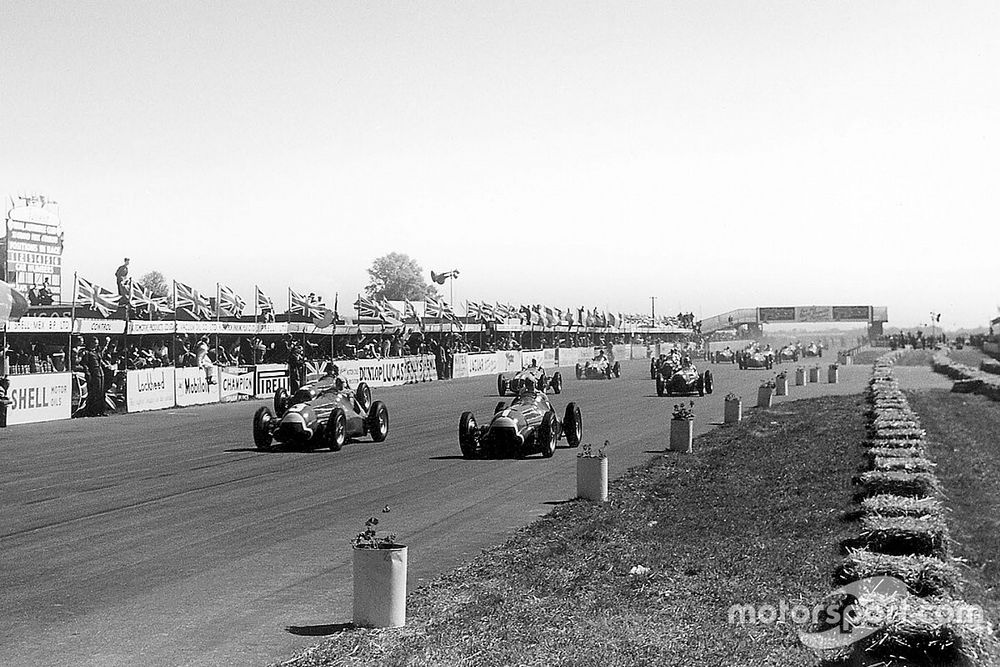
left=776, top=344, right=800, bottom=363
left=656, top=362, right=714, bottom=397
left=498, top=364, right=562, bottom=395
left=576, top=354, right=621, bottom=380
left=738, top=349, right=774, bottom=370
left=459, top=389, right=582, bottom=459
left=802, top=342, right=823, bottom=358
left=712, top=349, right=736, bottom=364
left=252, top=377, right=389, bottom=451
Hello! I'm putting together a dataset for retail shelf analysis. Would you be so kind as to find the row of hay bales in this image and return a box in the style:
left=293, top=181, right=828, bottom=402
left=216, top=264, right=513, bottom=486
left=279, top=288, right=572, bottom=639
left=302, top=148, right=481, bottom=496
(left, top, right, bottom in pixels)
left=831, top=351, right=995, bottom=664
left=931, top=350, right=1000, bottom=401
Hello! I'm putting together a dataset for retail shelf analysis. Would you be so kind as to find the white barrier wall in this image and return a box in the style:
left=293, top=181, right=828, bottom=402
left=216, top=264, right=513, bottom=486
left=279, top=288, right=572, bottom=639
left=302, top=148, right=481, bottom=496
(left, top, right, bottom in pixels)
left=610, top=345, right=631, bottom=362
left=452, top=353, right=469, bottom=379
left=337, top=355, right=437, bottom=388
left=220, top=366, right=256, bottom=402
left=555, top=347, right=595, bottom=368
left=175, top=367, right=221, bottom=407
left=631, top=344, right=651, bottom=360
left=467, top=352, right=499, bottom=376
left=127, top=367, right=176, bottom=413
left=520, top=350, right=545, bottom=369
left=254, top=364, right=290, bottom=399
left=7, top=372, right=72, bottom=425
left=496, top=350, right=522, bottom=373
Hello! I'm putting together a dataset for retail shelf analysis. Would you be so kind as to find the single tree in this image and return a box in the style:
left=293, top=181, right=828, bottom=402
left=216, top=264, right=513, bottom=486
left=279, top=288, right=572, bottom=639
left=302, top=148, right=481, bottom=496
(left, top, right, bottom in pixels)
left=365, top=253, right=439, bottom=301
left=138, top=270, right=170, bottom=298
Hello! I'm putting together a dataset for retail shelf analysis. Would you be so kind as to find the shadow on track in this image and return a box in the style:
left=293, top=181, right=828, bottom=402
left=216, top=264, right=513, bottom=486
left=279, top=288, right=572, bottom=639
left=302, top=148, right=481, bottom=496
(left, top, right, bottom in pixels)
left=285, top=622, right=355, bottom=636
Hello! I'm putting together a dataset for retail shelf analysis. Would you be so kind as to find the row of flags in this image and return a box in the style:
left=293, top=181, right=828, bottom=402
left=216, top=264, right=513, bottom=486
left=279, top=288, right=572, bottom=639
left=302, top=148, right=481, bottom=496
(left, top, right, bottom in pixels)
left=71, top=275, right=681, bottom=328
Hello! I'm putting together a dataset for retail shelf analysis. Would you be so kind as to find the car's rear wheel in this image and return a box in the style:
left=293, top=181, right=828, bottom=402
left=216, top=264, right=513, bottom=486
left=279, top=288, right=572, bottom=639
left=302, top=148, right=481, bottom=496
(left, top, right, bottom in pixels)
left=368, top=401, right=389, bottom=442
left=356, top=382, right=372, bottom=414
left=253, top=406, right=275, bottom=450
left=551, top=372, right=563, bottom=394
left=613, top=361, right=621, bottom=378
left=273, top=388, right=290, bottom=416
left=326, top=408, right=347, bottom=451
left=704, top=370, right=714, bottom=394
left=459, top=411, right=479, bottom=459
left=497, top=374, right=507, bottom=396
left=656, top=376, right=665, bottom=397
left=698, top=375, right=705, bottom=396
left=563, top=402, right=582, bottom=447
left=538, top=411, right=557, bottom=458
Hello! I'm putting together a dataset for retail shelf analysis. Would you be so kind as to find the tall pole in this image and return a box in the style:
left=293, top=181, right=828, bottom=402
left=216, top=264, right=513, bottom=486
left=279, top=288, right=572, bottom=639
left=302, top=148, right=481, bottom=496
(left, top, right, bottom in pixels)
left=651, top=296, right=656, bottom=323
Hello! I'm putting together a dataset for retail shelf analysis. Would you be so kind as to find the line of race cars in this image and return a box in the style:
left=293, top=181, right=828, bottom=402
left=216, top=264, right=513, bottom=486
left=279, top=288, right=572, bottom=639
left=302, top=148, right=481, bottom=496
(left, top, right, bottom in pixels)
left=250, top=347, right=718, bottom=460
left=709, top=341, right=825, bottom=369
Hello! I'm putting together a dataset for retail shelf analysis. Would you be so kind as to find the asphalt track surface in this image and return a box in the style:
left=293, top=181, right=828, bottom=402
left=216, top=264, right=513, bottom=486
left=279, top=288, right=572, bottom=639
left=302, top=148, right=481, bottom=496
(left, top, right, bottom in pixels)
left=1, top=355, right=874, bottom=666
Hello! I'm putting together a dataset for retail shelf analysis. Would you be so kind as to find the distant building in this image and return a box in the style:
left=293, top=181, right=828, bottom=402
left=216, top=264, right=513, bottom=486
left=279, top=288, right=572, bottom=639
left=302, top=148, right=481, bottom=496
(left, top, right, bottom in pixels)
left=2, top=194, right=64, bottom=301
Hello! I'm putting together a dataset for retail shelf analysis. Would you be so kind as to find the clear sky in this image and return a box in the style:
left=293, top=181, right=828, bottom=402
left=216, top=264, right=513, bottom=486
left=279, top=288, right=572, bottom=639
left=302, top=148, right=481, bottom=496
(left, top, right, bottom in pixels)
left=2, top=1, right=997, bottom=328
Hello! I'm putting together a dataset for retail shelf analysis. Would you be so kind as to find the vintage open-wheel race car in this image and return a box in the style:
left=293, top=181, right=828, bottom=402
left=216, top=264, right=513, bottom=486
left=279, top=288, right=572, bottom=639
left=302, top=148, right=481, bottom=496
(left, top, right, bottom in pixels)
left=497, top=364, right=562, bottom=396
left=252, top=377, right=388, bottom=451
left=576, top=354, right=621, bottom=380
left=458, top=389, right=582, bottom=459
left=655, top=364, right=714, bottom=397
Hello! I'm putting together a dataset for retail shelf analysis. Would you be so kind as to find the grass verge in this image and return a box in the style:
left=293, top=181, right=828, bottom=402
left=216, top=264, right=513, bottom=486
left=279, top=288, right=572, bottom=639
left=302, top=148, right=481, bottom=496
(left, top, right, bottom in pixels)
left=274, top=395, right=868, bottom=667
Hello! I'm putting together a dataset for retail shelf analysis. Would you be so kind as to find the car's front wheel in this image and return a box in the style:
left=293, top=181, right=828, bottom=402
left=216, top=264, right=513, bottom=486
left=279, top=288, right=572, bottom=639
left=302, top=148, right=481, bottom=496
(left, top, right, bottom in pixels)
left=563, top=402, right=582, bottom=447
left=538, top=411, right=557, bottom=458
left=459, top=411, right=479, bottom=459
left=326, top=408, right=347, bottom=451
left=253, top=406, right=275, bottom=450
left=368, top=401, right=389, bottom=442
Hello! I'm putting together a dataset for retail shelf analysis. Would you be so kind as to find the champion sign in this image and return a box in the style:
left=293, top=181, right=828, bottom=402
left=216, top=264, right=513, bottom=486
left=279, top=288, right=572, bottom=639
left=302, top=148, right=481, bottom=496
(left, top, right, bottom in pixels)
left=220, top=367, right=255, bottom=402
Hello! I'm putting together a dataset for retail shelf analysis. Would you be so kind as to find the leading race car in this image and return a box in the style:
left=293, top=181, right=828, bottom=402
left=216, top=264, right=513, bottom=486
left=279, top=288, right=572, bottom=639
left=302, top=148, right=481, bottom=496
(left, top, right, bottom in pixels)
left=576, top=352, right=621, bottom=380
left=252, top=376, right=389, bottom=451
left=650, top=352, right=682, bottom=379
left=459, top=389, right=582, bottom=459
left=498, top=363, right=563, bottom=395
left=655, top=360, right=714, bottom=397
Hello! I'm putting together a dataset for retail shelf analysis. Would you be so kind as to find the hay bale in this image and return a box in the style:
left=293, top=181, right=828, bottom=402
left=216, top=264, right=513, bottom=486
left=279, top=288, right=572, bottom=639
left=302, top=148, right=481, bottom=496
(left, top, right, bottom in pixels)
left=874, top=456, right=936, bottom=473
left=861, top=494, right=943, bottom=518
left=837, top=548, right=961, bottom=597
left=858, top=514, right=950, bottom=557
left=848, top=593, right=995, bottom=665
left=863, top=438, right=927, bottom=450
left=857, top=470, right=940, bottom=498
left=864, top=446, right=925, bottom=461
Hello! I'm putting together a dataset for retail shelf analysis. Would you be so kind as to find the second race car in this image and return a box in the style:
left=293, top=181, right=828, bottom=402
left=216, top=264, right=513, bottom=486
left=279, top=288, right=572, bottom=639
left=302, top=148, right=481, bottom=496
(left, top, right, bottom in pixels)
left=459, top=388, right=582, bottom=459
left=655, top=360, right=714, bottom=397
left=252, top=375, right=389, bottom=451
left=576, top=351, right=621, bottom=380
left=498, top=361, right=563, bottom=395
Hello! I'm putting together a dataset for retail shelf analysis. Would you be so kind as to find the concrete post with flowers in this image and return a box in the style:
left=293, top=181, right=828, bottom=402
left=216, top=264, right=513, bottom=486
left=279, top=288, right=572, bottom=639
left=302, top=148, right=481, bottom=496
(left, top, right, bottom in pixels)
left=576, top=441, right=609, bottom=502
left=757, top=379, right=775, bottom=408
left=775, top=371, right=789, bottom=396
left=669, top=402, right=695, bottom=452
left=352, top=506, right=407, bottom=628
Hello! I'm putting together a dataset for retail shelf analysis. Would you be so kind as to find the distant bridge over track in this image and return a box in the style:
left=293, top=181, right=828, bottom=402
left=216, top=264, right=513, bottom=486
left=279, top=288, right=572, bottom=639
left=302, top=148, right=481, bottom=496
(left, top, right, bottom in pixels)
left=701, top=305, right=888, bottom=335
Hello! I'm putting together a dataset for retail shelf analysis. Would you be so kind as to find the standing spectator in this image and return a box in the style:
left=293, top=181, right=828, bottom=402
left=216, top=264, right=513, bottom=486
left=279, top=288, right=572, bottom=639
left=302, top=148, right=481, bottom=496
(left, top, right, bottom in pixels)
left=115, top=258, right=130, bottom=298
left=38, top=280, right=54, bottom=305
left=80, top=337, right=106, bottom=416
left=288, top=342, right=306, bottom=393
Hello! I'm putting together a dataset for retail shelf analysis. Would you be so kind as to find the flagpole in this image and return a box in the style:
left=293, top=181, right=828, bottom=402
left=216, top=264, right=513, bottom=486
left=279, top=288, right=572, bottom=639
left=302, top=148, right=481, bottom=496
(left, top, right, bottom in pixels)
left=215, top=282, right=221, bottom=365
left=254, top=285, right=259, bottom=324
left=172, top=281, right=178, bottom=367
left=70, top=271, right=77, bottom=371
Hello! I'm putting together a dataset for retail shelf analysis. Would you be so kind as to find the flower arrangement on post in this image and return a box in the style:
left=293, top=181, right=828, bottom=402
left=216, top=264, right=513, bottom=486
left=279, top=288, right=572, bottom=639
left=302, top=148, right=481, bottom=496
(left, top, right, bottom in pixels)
left=577, top=440, right=609, bottom=502
left=669, top=402, right=695, bottom=453
left=672, top=401, right=695, bottom=420
left=724, top=392, right=742, bottom=424
left=352, top=505, right=407, bottom=628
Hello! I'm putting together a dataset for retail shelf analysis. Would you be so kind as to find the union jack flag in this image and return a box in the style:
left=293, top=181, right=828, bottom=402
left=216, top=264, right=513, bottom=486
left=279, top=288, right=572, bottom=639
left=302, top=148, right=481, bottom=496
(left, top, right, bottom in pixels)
left=256, top=287, right=274, bottom=314
left=75, top=276, right=120, bottom=318
left=174, top=281, right=213, bottom=320
left=424, top=296, right=462, bottom=328
left=354, top=294, right=383, bottom=320
left=403, top=299, right=419, bottom=319
left=465, top=300, right=484, bottom=320
left=289, top=288, right=323, bottom=318
left=218, top=285, right=246, bottom=317
left=129, top=282, right=160, bottom=315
